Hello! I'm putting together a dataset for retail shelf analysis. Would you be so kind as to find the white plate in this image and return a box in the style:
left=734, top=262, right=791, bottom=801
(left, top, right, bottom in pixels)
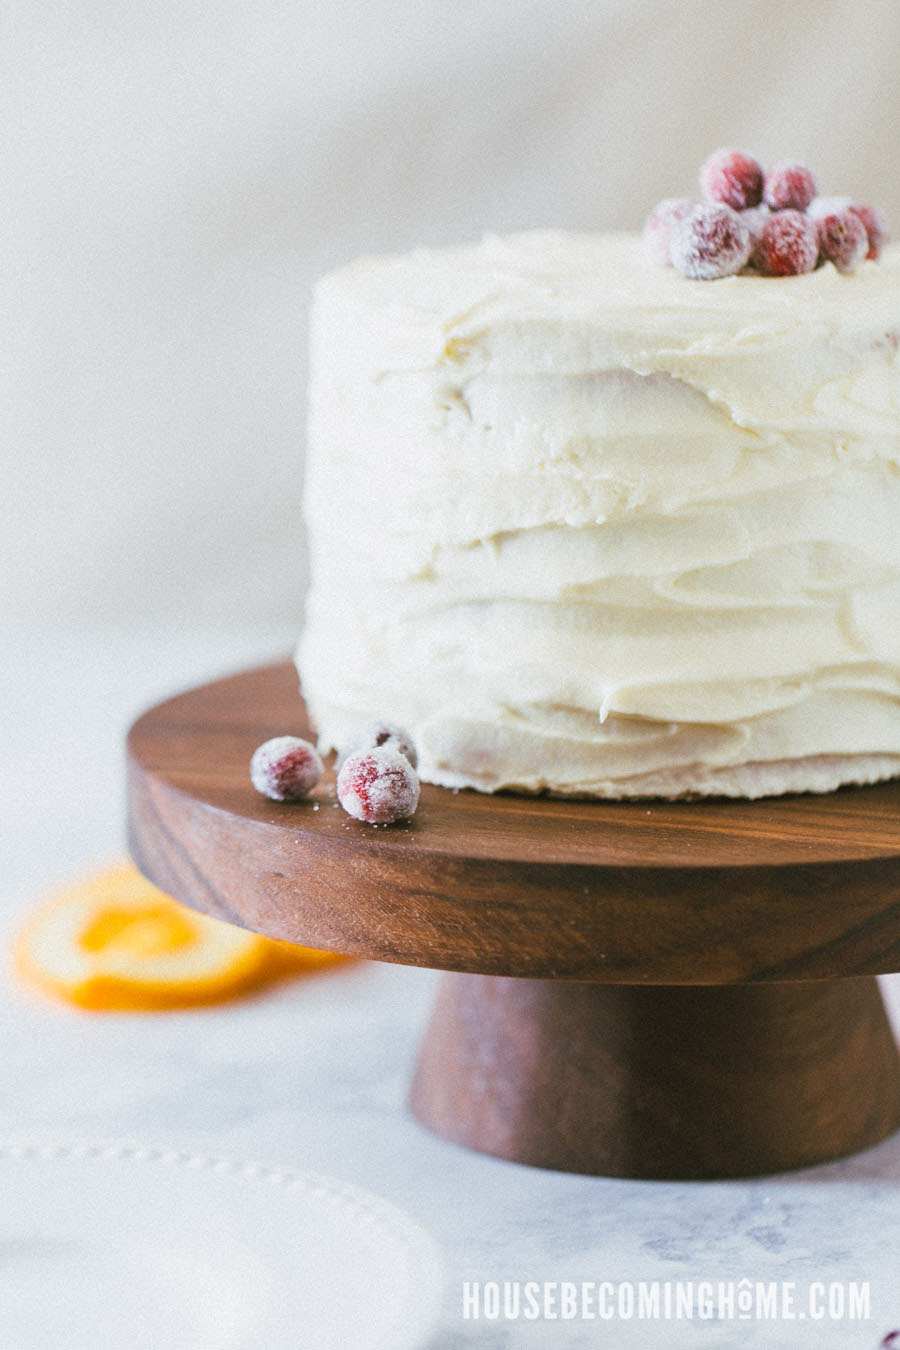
left=0, top=1142, right=445, bottom=1350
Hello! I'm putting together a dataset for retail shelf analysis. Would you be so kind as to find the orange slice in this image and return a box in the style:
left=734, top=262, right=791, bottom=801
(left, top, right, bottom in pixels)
left=13, top=861, right=346, bottom=1011
left=264, top=937, right=350, bottom=976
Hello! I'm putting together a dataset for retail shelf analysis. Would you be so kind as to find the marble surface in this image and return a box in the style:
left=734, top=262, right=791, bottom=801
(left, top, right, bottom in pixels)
left=4, top=625, right=900, bottom=1348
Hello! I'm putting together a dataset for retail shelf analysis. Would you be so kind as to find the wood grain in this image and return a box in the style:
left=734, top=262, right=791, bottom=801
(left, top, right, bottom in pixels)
left=127, top=660, right=900, bottom=983
left=410, top=973, right=900, bottom=1178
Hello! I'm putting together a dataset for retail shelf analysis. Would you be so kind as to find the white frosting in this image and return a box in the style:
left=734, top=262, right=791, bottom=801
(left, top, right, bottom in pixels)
left=298, top=231, right=900, bottom=797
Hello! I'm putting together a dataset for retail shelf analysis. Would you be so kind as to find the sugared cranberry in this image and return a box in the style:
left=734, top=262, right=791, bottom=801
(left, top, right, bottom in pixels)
left=848, top=202, right=888, bottom=260
left=337, top=747, right=420, bottom=824
left=338, top=718, right=418, bottom=770
left=739, top=205, right=770, bottom=248
left=250, top=736, right=323, bottom=801
left=879, top=1333, right=900, bottom=1348
left=817, top=208, right=868, bottom=272
left=670, top=203, right=752, bottom=279
left=808, top=194, right=852, bottom=220
left=699, top=149, right=763, bottom=210
left=762, top=161, right=817, bottom=211
left=752, top=209, right=819, bottom=276
left=641, top=197, right=694, bottom=266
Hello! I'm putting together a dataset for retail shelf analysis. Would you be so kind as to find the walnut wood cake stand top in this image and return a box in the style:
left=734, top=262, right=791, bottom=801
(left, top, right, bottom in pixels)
left=127, top=660, right=900, bottom=985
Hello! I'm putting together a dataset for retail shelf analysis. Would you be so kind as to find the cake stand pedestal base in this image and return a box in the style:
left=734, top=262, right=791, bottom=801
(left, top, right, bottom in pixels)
left=410, top=973, right=900, bottom=1179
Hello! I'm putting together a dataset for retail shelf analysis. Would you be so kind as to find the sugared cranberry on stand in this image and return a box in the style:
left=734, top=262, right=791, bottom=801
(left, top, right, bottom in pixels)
left=669, top=203, right=752, bottom=280
left=337, top=747, right=420, bottom=825
left=817, top=208, right=869, bottom=273
left=752, top=209, right=820, bottom=276
left=642, top=197, right=694, bottom=266
left=699, top=148, right=763, bottom=210
left=338, top=718, right=418, bottom=770
left=763, top=160, right=817, bottom=211
left=250, top=736, right=324, bottom=801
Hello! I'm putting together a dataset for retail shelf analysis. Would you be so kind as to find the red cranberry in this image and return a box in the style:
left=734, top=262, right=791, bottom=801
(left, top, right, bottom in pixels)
left=763, top=161, right=817, bottom=211
left=338, top=718, right=418, bottom=770
left=250, top=736, right=323, bottom=801
left=848, top=202, right=888, bottom=260
left=337, top=747, right=420, bottom=824
left=699, top=149, right=763, bottom=210
left=817, top=208, right=868, bottom=272
left=641, top=197, right=694, bottom=266
left=808, top=194, right=851, bottom=219
left=739, top=205, right=771, bottom=252
left=670, top=203, right=752, bottom=279
left=752, top=209, right=819, bottom=276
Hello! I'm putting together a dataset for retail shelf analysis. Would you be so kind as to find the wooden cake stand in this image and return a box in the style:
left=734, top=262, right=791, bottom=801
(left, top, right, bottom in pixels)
left=127, top=661, right=900, bottom=1180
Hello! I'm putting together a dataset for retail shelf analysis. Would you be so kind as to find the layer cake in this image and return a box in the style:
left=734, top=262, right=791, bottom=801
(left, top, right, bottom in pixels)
left=298, top=230, right=900, bottom=798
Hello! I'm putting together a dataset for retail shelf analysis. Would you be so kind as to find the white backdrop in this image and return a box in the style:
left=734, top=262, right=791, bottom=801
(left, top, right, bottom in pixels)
left=4, top=0, right=899, bottom=638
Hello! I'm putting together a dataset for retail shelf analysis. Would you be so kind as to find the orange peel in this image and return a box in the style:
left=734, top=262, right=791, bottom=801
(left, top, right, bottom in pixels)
left=13, top=861, right=347, bottom=1011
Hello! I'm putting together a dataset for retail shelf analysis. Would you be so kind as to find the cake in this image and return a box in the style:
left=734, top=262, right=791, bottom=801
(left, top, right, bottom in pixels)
left=297, top=227, right=900, bottom=799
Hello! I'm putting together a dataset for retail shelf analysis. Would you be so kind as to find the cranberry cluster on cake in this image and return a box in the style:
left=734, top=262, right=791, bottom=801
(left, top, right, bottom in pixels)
left=644, top=148, right=887, bottom=279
